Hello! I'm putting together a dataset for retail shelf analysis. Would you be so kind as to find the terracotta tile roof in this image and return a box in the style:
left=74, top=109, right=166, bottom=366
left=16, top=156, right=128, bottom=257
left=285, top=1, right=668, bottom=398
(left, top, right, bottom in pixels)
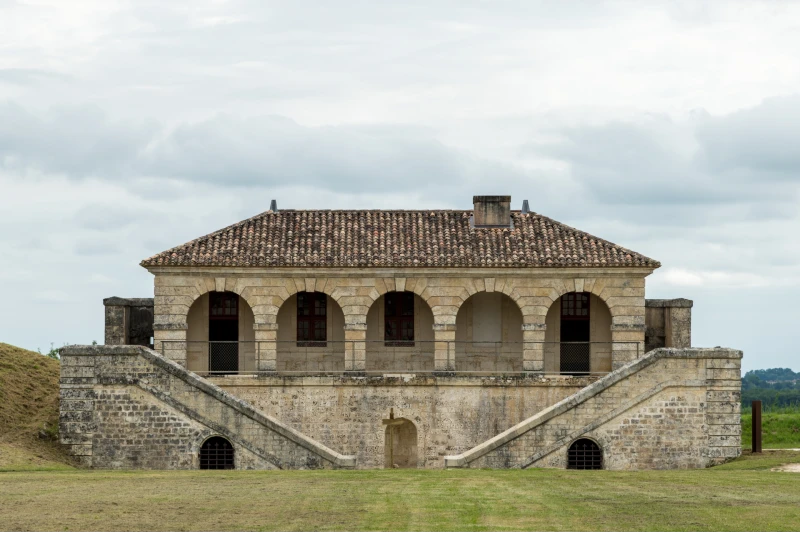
left=140, top=210, right=660, bottom=269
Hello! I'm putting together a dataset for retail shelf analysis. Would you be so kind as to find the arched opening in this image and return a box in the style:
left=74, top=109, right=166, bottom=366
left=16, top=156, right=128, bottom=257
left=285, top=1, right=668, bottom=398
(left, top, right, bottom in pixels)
left=186, top=291, right=256, bottom=374
left=544, top=292, right=612, bottom=375
left=455, top=292, right=523, bottom=372
left=200, top=436, right=235, bottom=470
left=276, top=291, right=345, bottom=372
left=567, top=438, right=603, bottom=470
left=366, top=292, right=434, bottom=371
left=383, top=417, right=418, bottom=468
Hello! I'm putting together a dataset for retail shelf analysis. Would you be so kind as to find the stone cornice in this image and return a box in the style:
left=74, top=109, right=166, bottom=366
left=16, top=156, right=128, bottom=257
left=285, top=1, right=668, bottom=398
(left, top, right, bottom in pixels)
left=143, top=265, right=657, bottom=278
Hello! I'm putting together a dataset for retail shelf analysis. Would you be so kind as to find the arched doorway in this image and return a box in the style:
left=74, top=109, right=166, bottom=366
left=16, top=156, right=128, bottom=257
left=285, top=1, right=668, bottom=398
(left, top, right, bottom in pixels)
left=383, top=416, right=418, bottom=469
left=544, top=292, right=612, bottom=375
left=276, top=291, right=346, bottom=372
left=567, top=438, right=603, bottom=470
left=455, top=292, right=523, bottom=372
left=366, top=292, right=434, bottom=371
left=199, top=436, right=235, bottom=470
left=186, top=291, right=256, bottom=374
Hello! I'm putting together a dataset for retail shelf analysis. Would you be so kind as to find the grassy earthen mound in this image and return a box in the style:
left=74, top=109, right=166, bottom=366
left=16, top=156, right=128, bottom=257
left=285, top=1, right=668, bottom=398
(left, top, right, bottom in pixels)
left=0, top=342, right=72, bottom=470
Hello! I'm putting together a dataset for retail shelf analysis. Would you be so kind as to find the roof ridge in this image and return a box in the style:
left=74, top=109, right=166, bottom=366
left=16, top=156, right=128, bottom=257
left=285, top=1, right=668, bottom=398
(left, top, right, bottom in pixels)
left=140, top=209, right=661, bottom=269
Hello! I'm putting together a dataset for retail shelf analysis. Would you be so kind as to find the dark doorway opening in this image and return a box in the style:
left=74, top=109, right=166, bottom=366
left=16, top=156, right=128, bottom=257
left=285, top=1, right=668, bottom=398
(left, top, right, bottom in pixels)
left=567, top=438, right=603, bottom=470
left=209, top=291, right=239, bottom=373
left=560, top=292, right=590, bottom=374
left=200, top=436, right=235, bottom=469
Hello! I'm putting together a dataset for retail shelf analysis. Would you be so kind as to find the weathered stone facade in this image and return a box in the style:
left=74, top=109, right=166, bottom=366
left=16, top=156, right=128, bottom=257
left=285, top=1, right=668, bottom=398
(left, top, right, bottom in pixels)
left=60, top=345, right=355, bottom=470
left=60, top=344, right=741, bottom=470
left=149, top=269, right=651, bottom=373
left=103, top=297, right=154, bottom=348
left=645, top=298, right=693, bottom=352
left=444, top=347, right=741, bottom=469
left=72, top=199, right=739, bottom=471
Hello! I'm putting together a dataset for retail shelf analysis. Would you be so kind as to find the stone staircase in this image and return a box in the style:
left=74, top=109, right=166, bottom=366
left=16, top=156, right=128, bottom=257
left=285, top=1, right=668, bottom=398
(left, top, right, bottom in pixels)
left=444, top=347, right=742, bottom=470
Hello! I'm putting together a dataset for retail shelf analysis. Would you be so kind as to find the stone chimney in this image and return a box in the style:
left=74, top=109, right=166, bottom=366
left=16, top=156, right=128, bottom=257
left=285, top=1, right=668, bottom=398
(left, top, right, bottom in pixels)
left=473, top=195, right=511, bottom=227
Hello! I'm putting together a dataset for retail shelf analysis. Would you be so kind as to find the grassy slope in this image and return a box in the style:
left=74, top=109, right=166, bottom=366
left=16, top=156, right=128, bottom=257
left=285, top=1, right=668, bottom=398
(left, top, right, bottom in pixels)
left=0, top=343, right=73, bottom=470
left=741, top=409, right=800, bottom=449
left=0, top=451, right=798, bottom=531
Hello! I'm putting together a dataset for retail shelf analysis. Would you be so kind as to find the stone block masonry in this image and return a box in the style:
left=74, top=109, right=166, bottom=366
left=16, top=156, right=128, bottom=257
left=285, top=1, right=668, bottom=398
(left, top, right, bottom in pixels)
left=59, top=345, right=356, bottom=470
left=61, top=345, right=741, bottom=470
left=444, top=347, right=741, bottom=469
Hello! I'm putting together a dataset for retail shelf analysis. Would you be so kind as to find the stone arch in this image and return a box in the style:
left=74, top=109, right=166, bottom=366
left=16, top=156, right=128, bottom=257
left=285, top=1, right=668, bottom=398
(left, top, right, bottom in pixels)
left=274, top=290, right=346, bottom=372
left=185, top=277, right=260, bottom=319
left=185, top=290, right=256, bottom=374
left=566, top=437, right=603, bottom=470
left=543, top=291, right=612, bottom=374
left=365, top=290, right=435, bottom=371
left=454, top=291, right=523, bottom=372
left=537, top=279, right=617, bottom=322
left=384, top=418, right=418, bottom=469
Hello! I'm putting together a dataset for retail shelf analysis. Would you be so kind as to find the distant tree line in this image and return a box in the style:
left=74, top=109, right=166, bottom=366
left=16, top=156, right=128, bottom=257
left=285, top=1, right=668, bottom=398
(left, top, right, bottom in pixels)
left=742, top=368, right=800, bottom=409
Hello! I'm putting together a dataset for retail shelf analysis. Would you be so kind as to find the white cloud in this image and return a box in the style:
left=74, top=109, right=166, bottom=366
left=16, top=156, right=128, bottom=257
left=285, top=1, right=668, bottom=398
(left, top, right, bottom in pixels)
left=1, top=0, right=800, bottom=371
left=658, top=268, right=774, bottom=289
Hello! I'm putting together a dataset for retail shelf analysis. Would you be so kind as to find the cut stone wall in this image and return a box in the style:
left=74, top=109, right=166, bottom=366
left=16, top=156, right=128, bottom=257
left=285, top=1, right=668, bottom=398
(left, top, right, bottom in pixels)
left=61, top=344, right=741, bottom=471
left=59, top=345, right=356, bottom=470
left=444, top=347, right=741, bottom=470
left=218, top=375, right=591, bottom=469
left=103, top=297, right=154, bottom=348
left=146, top=268, right=653, bottom=372
left=645, top=298, right=693, bottom=352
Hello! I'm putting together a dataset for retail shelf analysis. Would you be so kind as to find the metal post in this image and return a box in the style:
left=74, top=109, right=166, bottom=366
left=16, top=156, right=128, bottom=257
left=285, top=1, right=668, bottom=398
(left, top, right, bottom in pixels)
left=752, top=400, right=762, bottom=454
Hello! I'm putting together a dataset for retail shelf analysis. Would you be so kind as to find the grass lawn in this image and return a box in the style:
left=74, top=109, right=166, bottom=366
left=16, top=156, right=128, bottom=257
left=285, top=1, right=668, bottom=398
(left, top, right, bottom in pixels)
left=742, top=408, right=800, bottom=449
left=1, top=451, right=799, bottom=531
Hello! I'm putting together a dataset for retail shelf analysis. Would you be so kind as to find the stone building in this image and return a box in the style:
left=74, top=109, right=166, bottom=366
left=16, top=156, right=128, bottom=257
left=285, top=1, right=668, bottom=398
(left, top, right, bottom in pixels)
left=60, top=196, right=741, bottom=470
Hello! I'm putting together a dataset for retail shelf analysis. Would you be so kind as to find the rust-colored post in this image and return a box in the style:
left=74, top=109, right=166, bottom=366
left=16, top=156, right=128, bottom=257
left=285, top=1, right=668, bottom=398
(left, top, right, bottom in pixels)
left=752, top=400, right=762, bottom=454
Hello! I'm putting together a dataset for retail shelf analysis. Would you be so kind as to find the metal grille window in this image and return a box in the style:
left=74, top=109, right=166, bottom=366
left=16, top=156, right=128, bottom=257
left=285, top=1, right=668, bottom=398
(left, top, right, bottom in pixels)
left=385, top=292, right=414, bottom=345
left=199, top=437, right=235, bottom=470
left=297, top=292, right=327, bottom=346
left=567, top=438, right=602, bottom=470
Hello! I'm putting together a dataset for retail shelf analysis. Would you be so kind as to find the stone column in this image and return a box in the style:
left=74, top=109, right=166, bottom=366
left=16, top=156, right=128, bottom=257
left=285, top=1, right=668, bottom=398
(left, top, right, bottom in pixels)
left=610, top=322, right=646, bottom=371
left=254, top=323, right=279, bottom=372
left=433, top=324, right=456, bottom=371
left=154, top=322, right=188, bottom=367
left=522, top=322, right=546, bottom=372
left=344, top=323, right=367, bottom=371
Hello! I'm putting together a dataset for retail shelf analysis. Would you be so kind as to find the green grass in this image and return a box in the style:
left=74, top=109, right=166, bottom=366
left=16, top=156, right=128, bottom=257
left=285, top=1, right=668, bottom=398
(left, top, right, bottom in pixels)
left=741, top=407, right=800, bottom=449
left=1, top=451, right=800, bottom=531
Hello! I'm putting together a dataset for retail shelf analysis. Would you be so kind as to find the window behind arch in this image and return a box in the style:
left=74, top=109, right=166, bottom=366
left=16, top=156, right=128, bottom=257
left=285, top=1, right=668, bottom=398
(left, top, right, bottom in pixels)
left=567, top=438, right=602, bottom=470
left=200, top=436, right=235, bottom=470
left=385, top=292, right=414, bottom=346
left=297, top=292, right=327, bottom=346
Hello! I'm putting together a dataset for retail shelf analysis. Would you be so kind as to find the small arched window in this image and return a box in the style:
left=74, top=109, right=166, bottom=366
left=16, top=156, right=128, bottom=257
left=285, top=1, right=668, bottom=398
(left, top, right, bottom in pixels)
left=567, top=438, right=602, bottom=470
left=200, top=436, right=235, bottom=470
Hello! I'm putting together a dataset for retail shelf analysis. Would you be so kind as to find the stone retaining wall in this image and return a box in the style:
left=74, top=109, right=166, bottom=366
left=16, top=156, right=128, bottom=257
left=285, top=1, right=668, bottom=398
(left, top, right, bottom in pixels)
left=444, top=347, right=741, bottom=469
left=60, top=345, right=741, bottom=470
left=59, top=345, right=356, bottom=470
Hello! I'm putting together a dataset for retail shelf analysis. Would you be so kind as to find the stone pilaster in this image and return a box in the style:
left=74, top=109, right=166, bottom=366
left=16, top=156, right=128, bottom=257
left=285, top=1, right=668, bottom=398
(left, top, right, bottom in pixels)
left=254, top=323, right=279, bottom=371
left=344, top=323, right=367, bottom=371
left=433, top=324, right=456, bottom=371
left=522, top=322, right=546, bottom=372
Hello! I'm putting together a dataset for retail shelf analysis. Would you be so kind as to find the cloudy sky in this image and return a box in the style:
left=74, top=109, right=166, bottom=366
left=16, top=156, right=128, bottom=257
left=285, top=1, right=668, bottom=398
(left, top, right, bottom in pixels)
left=1, top=1, right=799, bottom=371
